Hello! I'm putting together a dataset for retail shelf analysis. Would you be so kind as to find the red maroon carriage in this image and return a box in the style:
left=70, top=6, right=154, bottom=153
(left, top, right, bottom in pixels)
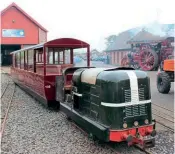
left=121, top=30, right=174, bottom=71
left=10, top=38, right=91, bottom=108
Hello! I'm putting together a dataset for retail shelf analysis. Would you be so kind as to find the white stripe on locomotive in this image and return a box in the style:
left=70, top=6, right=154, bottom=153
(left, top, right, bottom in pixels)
left=101, top=100, right=151, bottom=107
left=124, top=70, right=139, bottom=104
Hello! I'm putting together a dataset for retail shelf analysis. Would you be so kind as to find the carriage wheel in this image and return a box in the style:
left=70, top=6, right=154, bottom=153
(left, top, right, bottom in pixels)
left=139, top=49, right=158, bottom=71
left=121, top=55, right=129, bottom=66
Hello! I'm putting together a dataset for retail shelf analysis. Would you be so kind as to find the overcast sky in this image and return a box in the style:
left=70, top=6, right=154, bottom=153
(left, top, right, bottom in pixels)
left=0, top=0, right=175, bottom=50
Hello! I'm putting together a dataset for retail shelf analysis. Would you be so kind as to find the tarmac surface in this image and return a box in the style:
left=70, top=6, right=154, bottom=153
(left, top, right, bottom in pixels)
left=147, top=71, right=174, bottom=110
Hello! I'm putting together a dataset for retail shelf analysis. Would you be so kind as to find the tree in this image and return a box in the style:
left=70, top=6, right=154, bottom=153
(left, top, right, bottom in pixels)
left=105, top=35, right=117, bottom=49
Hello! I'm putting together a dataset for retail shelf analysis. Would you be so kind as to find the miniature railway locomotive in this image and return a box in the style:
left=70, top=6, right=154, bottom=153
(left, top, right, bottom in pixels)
left=10, top=38, right=156, bottom=148
left=59, top=67, right=156, bottom=148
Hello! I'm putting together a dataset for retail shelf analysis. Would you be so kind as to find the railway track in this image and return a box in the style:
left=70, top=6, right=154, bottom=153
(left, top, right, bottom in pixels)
left=61, top=112, right=152, bottom=154
left=0, top=71, right=16, bottom=140
left=152, top=103, right=174, bottom=133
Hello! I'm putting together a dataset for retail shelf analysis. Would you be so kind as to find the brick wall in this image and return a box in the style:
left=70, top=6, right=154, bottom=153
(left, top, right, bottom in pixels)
left=109, top=50, right=130, bottom=65
left=39, top=28, right=47, bottom=43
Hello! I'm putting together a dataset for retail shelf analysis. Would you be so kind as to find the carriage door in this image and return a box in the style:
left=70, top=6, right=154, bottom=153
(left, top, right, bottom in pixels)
left=55, top=75, right=64, bottom=102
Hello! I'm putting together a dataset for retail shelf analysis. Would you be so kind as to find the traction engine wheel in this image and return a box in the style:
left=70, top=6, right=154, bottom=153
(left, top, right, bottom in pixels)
left=157, top=72, right=171, bottom=94
left=121, top=55, right=129, bottom=66
left=139, top=48, right=158, bottom=71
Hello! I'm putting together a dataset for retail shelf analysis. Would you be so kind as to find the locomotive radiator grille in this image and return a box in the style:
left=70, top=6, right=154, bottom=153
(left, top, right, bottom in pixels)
left=124, top=89, right=131, bottom=102
left=125, top=106, right=132, bottom=117
left=132, top=105, right=139, bottom=116
left=124, top=87, right=146, bottom=117
left=138, top=87, right=145, bottom=101
left=125, top=104, right=146, bottom=117
left=124, top=87, right=145, bottom=102
left=139, top=104, right=146, bottom=115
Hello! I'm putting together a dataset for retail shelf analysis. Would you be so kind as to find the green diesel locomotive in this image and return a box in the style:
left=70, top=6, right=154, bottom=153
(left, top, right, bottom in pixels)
left=57, top=67, right=156, bottom=148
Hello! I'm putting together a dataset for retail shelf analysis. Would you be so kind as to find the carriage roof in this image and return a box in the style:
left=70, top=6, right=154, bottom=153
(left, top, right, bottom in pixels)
left=11, top=38, right=90, bottom=54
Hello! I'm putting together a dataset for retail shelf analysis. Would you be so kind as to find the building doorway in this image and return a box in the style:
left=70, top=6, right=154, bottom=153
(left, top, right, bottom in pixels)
left=1, top=44, right=21, bottom=66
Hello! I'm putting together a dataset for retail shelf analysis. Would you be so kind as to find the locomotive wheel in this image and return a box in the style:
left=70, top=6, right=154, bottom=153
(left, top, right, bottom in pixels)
left=139, top=49, right=158, bottom=71
left=157, top=72, right=171, bottom=94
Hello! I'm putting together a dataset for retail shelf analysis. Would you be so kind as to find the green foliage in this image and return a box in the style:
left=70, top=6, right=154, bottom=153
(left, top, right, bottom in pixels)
left=105, top=35, right=117, bottom=49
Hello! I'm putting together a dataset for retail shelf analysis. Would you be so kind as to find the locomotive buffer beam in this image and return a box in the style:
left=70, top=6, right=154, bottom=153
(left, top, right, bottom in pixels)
left=127, top=129, right=156, bottom=149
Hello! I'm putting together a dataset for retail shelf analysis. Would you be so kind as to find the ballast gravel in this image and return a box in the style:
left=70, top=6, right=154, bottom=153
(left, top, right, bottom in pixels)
left=1, top=73, right=15, bottom=125
left=0, top=73, right=174, bottom=154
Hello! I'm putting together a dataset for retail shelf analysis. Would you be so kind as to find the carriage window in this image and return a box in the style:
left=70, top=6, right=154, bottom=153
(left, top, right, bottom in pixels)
left=15, top=53, right=17, bottom=67
left=36, top=51, right=38, bottom=63
left=59, top=51, right=64, bottom=64
left=16, top=52, right=20, bottom=68
left=24, top=50, right=28, bottom=70
left=28, top=49, right=34, bottom=72
left=47, top=48, right=71, bottom=65
left=39, top=53, right=43, bottom=62
left=64, top=49, right=70, bottom=64
left=21, top=51, right=24, bottom=69
left=35, top=49, right=44, bottom=75
left=55, top=51, right=59, bottom=64
left=36, top=50, right=43, bottom=63
left=48, top=48, right=54, bottom=64
left=49, top=51, right=53, bottom=64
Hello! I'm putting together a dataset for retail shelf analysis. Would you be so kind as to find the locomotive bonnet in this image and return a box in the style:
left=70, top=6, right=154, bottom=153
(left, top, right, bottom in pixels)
left=70, top=67, right=156, bottom=146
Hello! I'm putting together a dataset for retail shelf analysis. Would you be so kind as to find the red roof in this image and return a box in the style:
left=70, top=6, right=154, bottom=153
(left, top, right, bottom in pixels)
left=0, top=2, right=48, bottom=32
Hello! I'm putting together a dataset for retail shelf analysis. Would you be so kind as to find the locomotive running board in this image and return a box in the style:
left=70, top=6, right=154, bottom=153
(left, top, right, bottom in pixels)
left=60, top=102, right=109, bottom=142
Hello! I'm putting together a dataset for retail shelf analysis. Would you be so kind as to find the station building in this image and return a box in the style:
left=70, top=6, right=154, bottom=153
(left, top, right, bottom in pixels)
left=0, top=2, right=48, bottom=66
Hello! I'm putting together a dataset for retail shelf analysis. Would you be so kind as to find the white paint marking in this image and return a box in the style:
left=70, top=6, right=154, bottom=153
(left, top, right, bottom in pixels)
left=123, top=70, right=139, bottom=104
left=73, top=92, right=82, bottom=97
left=101, top=100, right=151, bottom=107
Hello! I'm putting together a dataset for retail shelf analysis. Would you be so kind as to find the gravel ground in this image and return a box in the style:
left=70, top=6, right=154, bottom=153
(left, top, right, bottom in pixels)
left=0, top=73, right=174, bottom=154
left=1, top=73, right=15, bottom=125
left=148, top=130, right=174, bottom=154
